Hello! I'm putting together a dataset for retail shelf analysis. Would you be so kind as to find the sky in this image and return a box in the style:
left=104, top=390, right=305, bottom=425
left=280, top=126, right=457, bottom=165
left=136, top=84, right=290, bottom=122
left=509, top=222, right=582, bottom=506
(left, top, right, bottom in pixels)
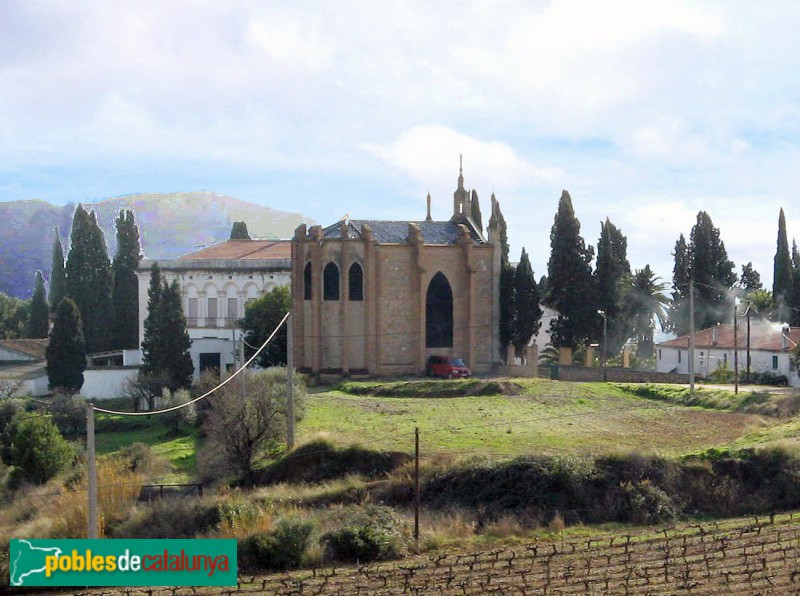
left=2, top=1, right=800, bottom=290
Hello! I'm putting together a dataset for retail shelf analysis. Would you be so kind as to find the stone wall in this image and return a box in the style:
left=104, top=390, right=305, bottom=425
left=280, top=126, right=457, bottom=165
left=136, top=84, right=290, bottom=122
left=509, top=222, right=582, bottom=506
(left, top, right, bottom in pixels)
left=556, top=365, right=690, bottom=384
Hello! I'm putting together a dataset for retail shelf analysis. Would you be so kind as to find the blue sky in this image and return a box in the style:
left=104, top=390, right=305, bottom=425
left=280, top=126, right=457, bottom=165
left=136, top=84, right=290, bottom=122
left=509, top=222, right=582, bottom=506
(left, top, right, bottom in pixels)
left=2, top=1, right=800, bottom=289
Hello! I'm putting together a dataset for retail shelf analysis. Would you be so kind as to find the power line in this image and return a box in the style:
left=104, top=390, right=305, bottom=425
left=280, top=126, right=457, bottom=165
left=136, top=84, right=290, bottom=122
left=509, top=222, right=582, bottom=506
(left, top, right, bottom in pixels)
left=93, top=310, right=290, bottom=416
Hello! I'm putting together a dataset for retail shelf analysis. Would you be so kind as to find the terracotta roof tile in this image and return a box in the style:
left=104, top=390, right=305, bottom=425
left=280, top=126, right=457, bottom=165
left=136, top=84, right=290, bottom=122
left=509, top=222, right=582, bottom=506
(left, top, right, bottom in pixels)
left=178, top=240, right=291, bottom=261
left=0, top=339, right=48, bottom=360
left=658, top=322, right=800, bottom=352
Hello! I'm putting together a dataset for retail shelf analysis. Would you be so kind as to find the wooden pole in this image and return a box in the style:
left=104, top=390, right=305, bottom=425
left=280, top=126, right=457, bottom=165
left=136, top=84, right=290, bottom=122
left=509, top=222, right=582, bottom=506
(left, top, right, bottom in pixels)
left=689, top=280, right=695, bottom=394
left=286, top=311, right=295, bottom=450
left=414, top=426, right=420, bottom=555
left=87, top=403, right=98, bottom=539
left=734, top=301, right=739, bottom=394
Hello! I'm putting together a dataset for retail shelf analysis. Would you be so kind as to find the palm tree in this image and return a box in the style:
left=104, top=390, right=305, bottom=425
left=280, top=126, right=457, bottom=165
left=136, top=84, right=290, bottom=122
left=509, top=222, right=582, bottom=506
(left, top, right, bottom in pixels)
left=625, top=265, right=669, bottom=359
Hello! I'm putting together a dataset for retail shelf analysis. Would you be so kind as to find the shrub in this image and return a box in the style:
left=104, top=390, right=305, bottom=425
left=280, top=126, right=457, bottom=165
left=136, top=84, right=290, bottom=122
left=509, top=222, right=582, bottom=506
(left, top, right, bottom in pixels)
left=112, top=499, right=222, bottom=539
left=322, top=506, right=406, bottom=563
left=239, top=519, right=315, bottom=571
left=619, top=480, right=677, bottom=525
left=4, top=413, right=73, bottom=485
left=159, top=388, right=196, bottom=433
left=50, top=392, right=86, bottom=437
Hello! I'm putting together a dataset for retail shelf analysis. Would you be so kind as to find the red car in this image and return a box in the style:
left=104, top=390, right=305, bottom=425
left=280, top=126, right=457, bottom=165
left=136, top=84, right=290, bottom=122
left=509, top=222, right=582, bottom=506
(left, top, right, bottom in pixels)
left=426, top=355, right=471, bottom=378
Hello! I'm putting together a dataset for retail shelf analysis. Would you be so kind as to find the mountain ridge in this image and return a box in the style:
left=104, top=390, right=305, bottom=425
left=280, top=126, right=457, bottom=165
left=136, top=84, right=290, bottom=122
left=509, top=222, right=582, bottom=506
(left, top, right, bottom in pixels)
left=0, top=192, right=314, bottom=299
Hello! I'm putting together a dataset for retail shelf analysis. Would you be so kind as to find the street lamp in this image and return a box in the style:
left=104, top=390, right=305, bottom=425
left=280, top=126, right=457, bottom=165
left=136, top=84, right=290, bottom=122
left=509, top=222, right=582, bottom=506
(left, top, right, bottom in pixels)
left=597, top=309, right=607, bottom=381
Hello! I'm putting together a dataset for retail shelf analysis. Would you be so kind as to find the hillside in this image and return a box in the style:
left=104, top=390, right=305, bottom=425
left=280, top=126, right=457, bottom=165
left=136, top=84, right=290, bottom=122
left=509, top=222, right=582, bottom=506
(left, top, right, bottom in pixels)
left=0, top=192, right=314, bottom=298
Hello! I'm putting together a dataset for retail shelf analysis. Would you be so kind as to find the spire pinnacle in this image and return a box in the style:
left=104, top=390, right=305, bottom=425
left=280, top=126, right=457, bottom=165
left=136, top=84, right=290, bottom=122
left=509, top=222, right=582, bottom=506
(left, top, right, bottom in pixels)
left=426, top=191, right=432, bottom=222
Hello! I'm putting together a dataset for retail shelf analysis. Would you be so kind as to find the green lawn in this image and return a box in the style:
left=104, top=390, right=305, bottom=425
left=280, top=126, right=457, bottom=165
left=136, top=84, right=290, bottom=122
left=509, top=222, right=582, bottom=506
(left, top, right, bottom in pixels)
left=94, top=414, right=199, bottom=481
left=298, top=380, right=777, bottom=457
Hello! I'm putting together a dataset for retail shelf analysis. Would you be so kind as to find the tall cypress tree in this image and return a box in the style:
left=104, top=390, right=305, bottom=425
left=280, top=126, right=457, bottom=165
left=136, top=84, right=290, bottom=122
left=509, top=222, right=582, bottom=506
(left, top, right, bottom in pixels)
left=158, top=280, right=194, bottom=390
left=46, top=298, right=86, bottom=393
left=49, top=227, right=66, bottom=313
left=28, top=271, right=49, bottom=338
left=545, top=190, right=595, bottom=349
left=511, top=248, right=542, bottom=359
left=65, top=205, right=113, bottom=353
left=773, top=208, right=793, bottom=321
left=470, top=190, right=483, bottom=233
left=111, top=210, right=141, bottom=349
left=689, top=211, right=737, bottom=330
left=140, top=265, right=193, bottom=391
left=594, top=218, right=631, bottom=357
left=791, top=241, right=800, bottom=326
left=669, top=234, right=691, bottom=335
left=490, top=194, right=514, bottom=361
left=140, top=263, right=163, bottom=376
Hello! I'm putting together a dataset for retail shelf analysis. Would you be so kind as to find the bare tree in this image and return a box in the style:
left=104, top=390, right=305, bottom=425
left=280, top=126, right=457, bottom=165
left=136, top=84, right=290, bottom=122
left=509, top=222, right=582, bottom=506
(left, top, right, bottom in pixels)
left=203, top=368, right=306, bottom=484
left=0, top=376, right=24, bottom=399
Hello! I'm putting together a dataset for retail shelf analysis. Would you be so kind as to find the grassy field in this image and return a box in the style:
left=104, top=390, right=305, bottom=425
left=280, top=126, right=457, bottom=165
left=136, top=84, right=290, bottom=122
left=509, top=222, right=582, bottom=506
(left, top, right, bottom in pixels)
left=298, top=379, right=779, bottom=458
left=94, top=415, right=198, bottom=481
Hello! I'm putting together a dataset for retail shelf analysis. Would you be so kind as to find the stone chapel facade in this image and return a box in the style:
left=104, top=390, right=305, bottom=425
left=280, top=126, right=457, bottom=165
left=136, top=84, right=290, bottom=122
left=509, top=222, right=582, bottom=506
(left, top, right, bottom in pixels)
left=291, top=164, right=502, bottom=377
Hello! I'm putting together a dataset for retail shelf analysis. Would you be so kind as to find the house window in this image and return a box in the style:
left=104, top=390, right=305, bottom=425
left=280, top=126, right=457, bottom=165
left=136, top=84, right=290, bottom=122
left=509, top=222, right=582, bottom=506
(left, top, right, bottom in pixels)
left=678, top=351, right=682, bottom=363
left=773, top=355, right=779, bottom=369
left=349, top=262, right=363, bottom=301
left=658, top=349, right=661, bottom=360
left=227, top=297, right=238, bottom=321
left=207, top=298, right=218, bottom=319
left=304, top=262, right=312, bottom=300
left=323, top=262, right=340, bottom=301
left=188, top=297, right=198, bottom=318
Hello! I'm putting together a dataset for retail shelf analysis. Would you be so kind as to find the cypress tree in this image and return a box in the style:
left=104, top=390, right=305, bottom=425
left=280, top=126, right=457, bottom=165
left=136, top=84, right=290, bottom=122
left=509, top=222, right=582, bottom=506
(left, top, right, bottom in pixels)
left=689, top=211, right=737, bottom=330
left=470, top=190, right=483, bottom=233
left=140, top=265, right=194, bottom=391
left=65, top=205, right=113, bottom=353
left=490, top=194, right=513, bottom=360
left=140, top=263, right=164, bottom=376
left=510, top=248, right=542, bottom=360
left=773, top=208, right=793, bottom=321
left=594, top=219, right=631, bottom=357
left=791, top=242, right=800, bottom=327
left=28, top=271, right=49, bottom=338
left=669, top=234, right=690, bottom=335
left=158, top=280, right=194, bottom=390
left=545, top=190, right=595, bottom=349
left=46, top=298, right=86, bottom=393
left=111, top=210, right=141, bottom=349
left=49, top=227, right=66, bottom=313
left=229, top=221, right=251, bottom=240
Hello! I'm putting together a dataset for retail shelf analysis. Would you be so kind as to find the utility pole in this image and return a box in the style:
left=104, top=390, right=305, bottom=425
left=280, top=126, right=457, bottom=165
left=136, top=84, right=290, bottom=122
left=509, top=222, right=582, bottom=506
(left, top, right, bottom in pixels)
left=239, top=333, right=246, bottom=401
left=87, top=403, right=98, bottom=539
left=414, top=426, right=420, bottom=555
left=734, top=300, right=739, bottom=394
left=746, top=303, right=751, bottom=382
left=286, top=311, right=295, bottom=450
left=689, top=280, right=695, bottom=394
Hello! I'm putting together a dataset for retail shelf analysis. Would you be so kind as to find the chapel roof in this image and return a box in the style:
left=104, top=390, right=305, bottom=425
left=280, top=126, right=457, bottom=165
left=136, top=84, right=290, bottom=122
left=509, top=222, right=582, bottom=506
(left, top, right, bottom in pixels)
left=315, top=218, right=485, bottom=245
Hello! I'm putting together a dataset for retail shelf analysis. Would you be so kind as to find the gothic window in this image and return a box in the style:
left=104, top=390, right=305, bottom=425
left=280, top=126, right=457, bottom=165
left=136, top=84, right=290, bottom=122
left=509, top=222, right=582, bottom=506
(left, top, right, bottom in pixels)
left=349, top=262, right=364, bottom=301
left=324, top=262, right=340, bottom=301
left=426, top=272, right=453, bottom=348
left=304, top=262, right=312, bottom=300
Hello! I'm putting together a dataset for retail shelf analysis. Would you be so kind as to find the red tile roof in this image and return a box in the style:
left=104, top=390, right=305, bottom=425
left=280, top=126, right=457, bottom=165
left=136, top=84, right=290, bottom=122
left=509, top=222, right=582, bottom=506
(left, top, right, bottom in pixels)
left=658, top=322, right=800, bottom=352
left=0, top=339, right=48, bottom=360
left=179, top=240, right=291, bottom=261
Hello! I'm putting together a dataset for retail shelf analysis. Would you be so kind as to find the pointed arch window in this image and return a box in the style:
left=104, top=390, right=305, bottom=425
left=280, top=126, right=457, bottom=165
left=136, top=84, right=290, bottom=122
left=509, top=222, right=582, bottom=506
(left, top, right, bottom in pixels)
left=323, top=262, right=340, bottom=301
left=349, top=262, right=364, bottom=301
left=426, top=272, right=453, bottom=347
left=303, top=262, right=312, bottom=300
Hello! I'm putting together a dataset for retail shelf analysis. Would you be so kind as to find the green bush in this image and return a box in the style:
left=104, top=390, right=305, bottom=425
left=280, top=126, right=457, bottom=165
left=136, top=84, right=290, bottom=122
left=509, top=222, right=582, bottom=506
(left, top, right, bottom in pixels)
left=239, top=519, right=315, bottom=571
left=4, top=413, right=73, bottom=485
left=322, top=506, right=406, bottom=563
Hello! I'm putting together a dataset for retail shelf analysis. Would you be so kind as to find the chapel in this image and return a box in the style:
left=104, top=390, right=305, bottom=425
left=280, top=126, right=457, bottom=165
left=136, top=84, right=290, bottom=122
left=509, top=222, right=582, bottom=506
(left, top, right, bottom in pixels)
left=290, top=161, right=502, bottom=377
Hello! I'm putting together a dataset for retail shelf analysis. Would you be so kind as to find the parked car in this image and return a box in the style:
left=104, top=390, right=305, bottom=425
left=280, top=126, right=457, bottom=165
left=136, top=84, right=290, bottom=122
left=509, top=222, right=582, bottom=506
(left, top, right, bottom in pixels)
left=425, top=355, right=471, bottom=378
